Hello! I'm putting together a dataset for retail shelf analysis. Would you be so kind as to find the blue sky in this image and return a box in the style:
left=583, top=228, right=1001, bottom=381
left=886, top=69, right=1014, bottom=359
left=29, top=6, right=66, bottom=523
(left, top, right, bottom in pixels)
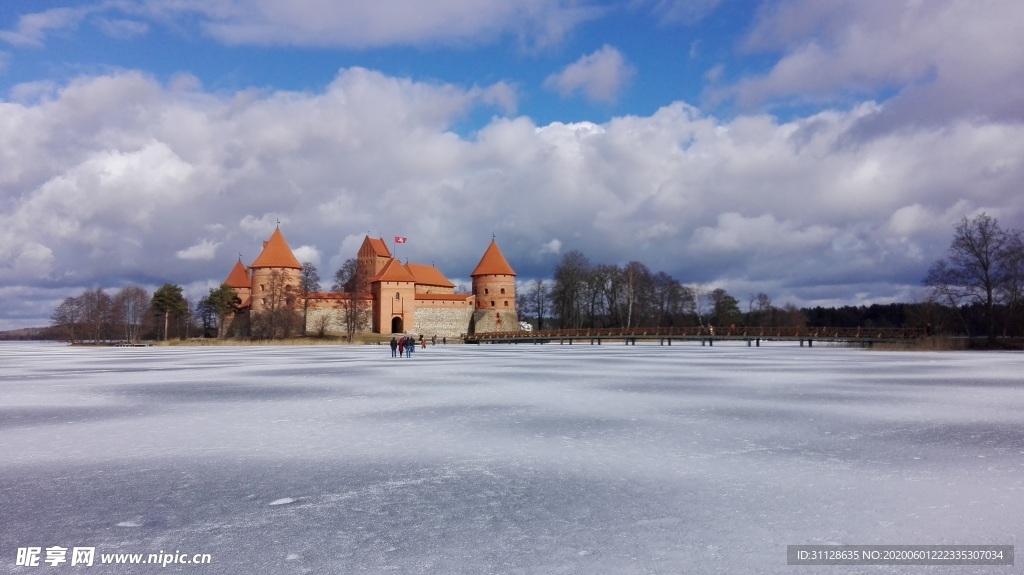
left=1, top=1, right=756, bottom=126
left=1, top=0, right=1023, bottom=329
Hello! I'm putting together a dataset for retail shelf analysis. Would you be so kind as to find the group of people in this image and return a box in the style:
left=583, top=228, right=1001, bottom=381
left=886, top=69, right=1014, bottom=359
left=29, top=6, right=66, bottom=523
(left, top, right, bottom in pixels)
left=390, top=335, right=424, bottom=358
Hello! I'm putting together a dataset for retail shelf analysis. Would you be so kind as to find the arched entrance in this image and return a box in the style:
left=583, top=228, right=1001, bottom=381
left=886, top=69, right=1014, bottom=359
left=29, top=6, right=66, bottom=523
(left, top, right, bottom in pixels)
left=391, top=316, right=403, bottom=333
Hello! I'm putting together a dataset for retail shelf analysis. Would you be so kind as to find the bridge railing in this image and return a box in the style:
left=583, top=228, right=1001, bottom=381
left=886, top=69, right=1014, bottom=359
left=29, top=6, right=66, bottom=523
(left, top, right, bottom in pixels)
left=467, top=326, right=927, bottom=341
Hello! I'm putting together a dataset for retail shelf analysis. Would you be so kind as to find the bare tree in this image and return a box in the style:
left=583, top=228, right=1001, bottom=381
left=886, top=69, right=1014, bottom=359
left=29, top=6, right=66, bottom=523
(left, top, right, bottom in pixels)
left=332, top=259, right=370, bottom=341
left=340, top=297, right=371, bottom=342
left=332, top=258, right=358, bottom=293
left=748, top=292, right=773, bottom=327
left=112, top=285, right=149, bottom=343
left=620, top=261, right=652, bottom=328
left=300, top=262, right=321, bottom=336
left=313, top=312, right=332, bottom=338
left=676, top=284, right=698, bottom=325
left=778, top=303, right=807, bottom=327
left=79, top=288, right=113, bottom=343
left=50, top=296, right=82, bottom=343
left=552, top=250, right=590, bottom=329
left=997, top=230, right=1024, bottom=335
left=521, top=279, right=550, bottom=329
left=924, top=213, right=1018, bottom=338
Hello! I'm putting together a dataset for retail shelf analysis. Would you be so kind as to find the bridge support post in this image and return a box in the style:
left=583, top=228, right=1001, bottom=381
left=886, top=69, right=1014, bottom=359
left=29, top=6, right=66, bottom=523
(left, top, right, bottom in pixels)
left=756, top=338, right=760, bottom=347
left=800, top=339, right=804, bottom=347
left=701, top=339, right=706, bottom=347
left=709, top=338, right=713, bottom=347
left=808, top=339, right=813, bottom=347
left=747, top=339, right=751, bottom=347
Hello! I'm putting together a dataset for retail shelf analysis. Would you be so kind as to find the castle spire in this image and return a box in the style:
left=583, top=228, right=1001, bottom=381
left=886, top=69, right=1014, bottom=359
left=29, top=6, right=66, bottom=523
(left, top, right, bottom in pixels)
left=471, top=239, right=516, bottom=277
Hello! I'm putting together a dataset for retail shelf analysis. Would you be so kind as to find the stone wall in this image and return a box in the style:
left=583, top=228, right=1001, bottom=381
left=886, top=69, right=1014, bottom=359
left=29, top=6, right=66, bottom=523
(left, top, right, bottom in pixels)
left=304, top=301, right=373, bottom=337
left=414, top=306, right=475, bottom=339
left=470, top=309, right=520, bottom=334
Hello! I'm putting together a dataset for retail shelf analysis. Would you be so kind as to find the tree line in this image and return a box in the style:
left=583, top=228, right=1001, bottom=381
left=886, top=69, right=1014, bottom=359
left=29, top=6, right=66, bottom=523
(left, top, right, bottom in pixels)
left=46, top=257, right=371, bottom=342
left=49, top=283, right=192, bottom=344
left=520, top=212, right=1023, bottom=339
left=519, top=250, right=805, bottom=331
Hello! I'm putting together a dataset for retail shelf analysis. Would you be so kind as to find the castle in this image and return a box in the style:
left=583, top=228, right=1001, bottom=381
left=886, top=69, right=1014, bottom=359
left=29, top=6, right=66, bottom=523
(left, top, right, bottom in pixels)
left=222, top=228, right=518, bottom=339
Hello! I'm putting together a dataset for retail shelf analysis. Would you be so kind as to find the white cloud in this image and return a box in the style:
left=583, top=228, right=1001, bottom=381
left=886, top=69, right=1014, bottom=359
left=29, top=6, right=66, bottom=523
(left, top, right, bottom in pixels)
left=292, top=245, right=321, bottom=267
left=0, top=7, right=89, bottom=47
left=544, top=45, right=635, bottom=103
left=718, top=0, right=1024, bottom=126
left=636, top=0, right=725, bottom=25
left=1, top=65, right=1023, bottom=328
left=240, top=215, right=286, bottom=239
left=540, top=239, right=562, bottom=255
left=138, top=0, right=603, bottom=49
left=176, top=239, right=220, bottom=261
left=95, top=18, right=150, bottom=40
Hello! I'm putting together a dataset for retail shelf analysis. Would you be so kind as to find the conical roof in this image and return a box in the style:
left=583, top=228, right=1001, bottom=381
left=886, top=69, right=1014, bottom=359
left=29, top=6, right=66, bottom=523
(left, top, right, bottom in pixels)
left=471, top=240, right=516, bottom=277
left=224, top=258, right=251, bottom=288
left=250, top=228, right=303, bottom=269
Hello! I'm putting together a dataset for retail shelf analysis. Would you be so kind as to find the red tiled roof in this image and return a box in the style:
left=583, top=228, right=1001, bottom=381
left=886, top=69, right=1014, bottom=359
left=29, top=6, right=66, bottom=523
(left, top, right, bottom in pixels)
left=250, top=229, right=303, bottom=269
left=365, top=236, right=392, bottom=258
left=370, top=258, right=415, bottom=283
left=224, top=258, right=251, bottom=288
left=471, top=240, right=516, bottom=277
left=404, top=263, right=455, bottom=288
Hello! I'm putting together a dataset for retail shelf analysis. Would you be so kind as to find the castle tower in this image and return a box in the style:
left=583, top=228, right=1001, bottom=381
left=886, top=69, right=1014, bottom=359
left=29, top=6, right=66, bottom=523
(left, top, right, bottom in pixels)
left=470, top=239, right=518, bottom=333
left=248, top=228, right=303, bottom=313
left=370, top=258, right=417, bottom=334
left=355, top=236, right=392, bottom=294
left=223, top=257, right=252, bottom=308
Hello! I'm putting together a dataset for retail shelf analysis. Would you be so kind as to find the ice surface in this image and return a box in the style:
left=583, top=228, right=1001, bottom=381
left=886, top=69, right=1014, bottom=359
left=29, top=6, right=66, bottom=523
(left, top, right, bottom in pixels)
left=1, top=341, right=1022, bottom=574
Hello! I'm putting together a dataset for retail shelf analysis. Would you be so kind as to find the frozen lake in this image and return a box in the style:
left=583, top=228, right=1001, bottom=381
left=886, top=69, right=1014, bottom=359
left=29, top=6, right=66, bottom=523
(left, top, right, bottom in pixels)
left=1, top=341, right=1022, bottom=574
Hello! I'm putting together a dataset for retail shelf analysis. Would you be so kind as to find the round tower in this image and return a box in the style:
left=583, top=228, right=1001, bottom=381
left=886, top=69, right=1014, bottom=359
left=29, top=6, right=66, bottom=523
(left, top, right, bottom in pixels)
left=248, top=228, right=303, bottom=313
left=470, top=239, right=518, bottom=332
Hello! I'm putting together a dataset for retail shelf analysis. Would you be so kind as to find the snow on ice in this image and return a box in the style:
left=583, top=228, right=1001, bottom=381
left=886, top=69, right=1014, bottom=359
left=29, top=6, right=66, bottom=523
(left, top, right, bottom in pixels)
left=1, top=341, right=1022, bottom=573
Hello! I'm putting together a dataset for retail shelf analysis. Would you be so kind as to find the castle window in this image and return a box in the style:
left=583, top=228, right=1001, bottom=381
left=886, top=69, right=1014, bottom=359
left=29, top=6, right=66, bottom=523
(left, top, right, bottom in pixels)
left=504, top=300, right=509, bottom=307
left=490, top=301, right=495, bottom=307
left=485, top=288, right=489, bottom=295
left=396, top=292, right=400, bottom=300
left=500, top=288, right=506, bottom=295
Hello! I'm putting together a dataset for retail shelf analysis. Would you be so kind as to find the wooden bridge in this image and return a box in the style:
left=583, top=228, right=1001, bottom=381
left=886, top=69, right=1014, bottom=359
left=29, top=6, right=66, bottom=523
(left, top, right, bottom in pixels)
left=464, top=326, right=927, bottom=347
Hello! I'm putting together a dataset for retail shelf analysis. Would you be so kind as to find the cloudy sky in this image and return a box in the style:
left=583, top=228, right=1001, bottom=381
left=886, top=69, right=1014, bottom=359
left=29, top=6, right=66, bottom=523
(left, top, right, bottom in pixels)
left=2, top=0, right=1023, bottom=330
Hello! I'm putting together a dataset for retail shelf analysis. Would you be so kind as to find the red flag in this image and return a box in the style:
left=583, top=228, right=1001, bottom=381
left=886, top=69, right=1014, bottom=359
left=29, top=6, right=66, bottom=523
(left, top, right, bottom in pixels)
left=394, top=236, right=407, bottom=244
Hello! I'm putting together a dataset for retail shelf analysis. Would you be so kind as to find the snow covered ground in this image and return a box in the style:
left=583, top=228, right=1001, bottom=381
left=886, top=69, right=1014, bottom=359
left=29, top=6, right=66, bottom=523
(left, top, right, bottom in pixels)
left=1, top=341, right=1022, bottom=574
